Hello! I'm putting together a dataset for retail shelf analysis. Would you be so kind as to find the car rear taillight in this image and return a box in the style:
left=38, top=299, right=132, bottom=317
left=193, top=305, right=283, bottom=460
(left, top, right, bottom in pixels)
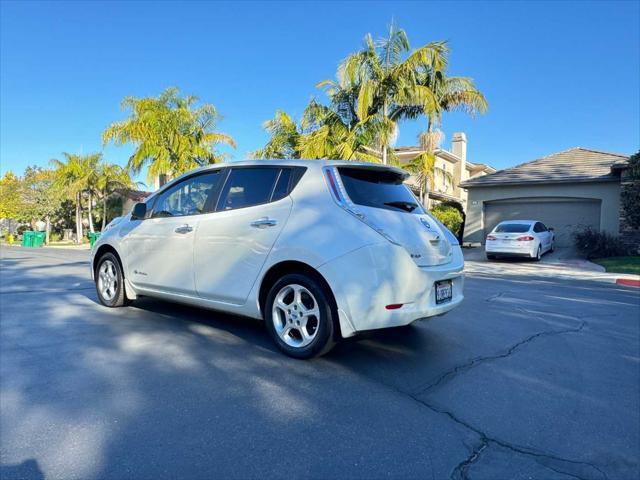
left=486, top=235, right=497, bottom=241
left=385, top=304, right=403, bottom=310
left=324, top=167, right=400, bottom=246
left=517, top=236, right=535, bottom=241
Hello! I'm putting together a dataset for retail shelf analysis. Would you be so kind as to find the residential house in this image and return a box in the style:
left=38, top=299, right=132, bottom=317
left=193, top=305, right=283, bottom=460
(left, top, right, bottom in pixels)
left=459, top=148, right=637, bottom=250
left=389, top=132, right=495, bottom=208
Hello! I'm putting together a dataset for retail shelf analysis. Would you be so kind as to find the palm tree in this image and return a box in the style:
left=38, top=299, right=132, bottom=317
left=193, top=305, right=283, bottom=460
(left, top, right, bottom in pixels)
left=51, top=153, right=99, bottom=243
left=103, top=87, right=236, bottom=185
left=82, top=154, right=101, bottom=233
left=252, top=111, right=302, bottom=159
left=405, top=71, right=487, bottom=208
left=96, top=163, right=137, bottom=231
left=319, top=23, right=448, bottom=164
left=253, top=100, right=384, bottom=162
left=403, top=130, right=452, bottom=208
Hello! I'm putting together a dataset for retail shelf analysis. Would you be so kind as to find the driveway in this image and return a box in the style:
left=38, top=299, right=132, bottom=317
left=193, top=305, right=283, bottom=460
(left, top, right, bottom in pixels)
left=1, top=246, right=638, bottom=480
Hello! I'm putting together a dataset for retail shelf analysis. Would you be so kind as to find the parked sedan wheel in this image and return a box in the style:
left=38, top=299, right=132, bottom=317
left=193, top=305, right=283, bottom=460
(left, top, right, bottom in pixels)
left=533, top=245, right=542, bottom=262
left=265, top=273, right=336, bottom=359
left=95, top=253, right=129, bottom=307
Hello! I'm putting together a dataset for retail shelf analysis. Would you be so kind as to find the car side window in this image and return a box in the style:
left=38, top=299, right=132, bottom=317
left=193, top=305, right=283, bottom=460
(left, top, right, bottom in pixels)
left=217, top=167, right=280, bottom=211
left=539, top=222, right=548, bottom=231
left=151, top=171, right=223, bottom=218
left=271, top=168, right=292, bottom=202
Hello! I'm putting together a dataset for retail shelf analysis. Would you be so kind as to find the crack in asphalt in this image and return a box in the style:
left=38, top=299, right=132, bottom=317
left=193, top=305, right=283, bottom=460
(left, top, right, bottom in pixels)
left=411, top=319, right=587, bottom=396
left=381, top=380, right=609, bottom=480
left=387, top=304, right=609, bottom=480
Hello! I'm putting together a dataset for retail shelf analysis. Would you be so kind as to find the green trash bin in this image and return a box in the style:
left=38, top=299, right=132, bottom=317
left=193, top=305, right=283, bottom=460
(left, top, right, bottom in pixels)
left=21, top=231, right=34, bottom=247
left=33, top=231, right=46, bottom=247
left=88, top=232, right=101, bottom=248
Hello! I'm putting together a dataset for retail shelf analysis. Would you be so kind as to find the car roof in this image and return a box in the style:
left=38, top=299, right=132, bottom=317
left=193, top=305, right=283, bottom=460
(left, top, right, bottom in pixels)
left=158, top=159, right=409, bottom=192
left=497, top=220, right=536, bottom=225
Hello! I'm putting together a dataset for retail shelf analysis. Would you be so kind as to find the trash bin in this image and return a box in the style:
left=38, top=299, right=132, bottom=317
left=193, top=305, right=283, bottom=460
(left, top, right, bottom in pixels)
left=21, top=231, right=34, bottom=247
left=33, top=231, right=46, bottom=247
left=88, top=232, right=101, bottom=248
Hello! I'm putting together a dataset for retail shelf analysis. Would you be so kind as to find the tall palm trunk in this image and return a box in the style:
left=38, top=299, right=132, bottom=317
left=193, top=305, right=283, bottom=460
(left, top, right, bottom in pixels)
left=423, top=176, right=431, bottom=210
left=381, top=100, right=389, bottom=165
left=87, top=191, right=95, bottom=233
left=101, top=188, right=107, bottom=231
left=75, top=191, right=83, bottom=243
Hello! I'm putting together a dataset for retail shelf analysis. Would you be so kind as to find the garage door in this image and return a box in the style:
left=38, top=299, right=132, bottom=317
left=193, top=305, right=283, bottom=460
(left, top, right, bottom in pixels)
left=483, top=197, right=601, bottom=247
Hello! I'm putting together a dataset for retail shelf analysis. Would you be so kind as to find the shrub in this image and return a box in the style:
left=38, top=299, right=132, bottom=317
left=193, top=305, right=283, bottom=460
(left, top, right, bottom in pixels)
left=573, top=228, right=629, bottom=259
left=430, top=204, right=463, bottom=237
left=50, top=232, right=61, bottom=242
left=621, top=151, right=640, bottom=228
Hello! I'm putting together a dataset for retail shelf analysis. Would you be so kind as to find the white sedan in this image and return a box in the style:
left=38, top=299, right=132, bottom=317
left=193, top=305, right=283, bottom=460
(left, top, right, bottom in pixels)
left=485, top=220, right=555, bottom=261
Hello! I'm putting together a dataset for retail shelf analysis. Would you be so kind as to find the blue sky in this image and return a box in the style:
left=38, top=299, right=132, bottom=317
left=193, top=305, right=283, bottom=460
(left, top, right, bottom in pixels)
left=1, top=0, right=638, bottom=187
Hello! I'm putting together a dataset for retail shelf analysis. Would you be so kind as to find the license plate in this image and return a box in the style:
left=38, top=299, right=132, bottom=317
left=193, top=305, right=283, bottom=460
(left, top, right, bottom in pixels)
left=435, top=280, right=453, bottom=304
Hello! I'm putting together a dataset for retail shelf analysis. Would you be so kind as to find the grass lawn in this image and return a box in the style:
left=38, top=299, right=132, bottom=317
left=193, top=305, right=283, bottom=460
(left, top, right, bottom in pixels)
left=591, top=256, right=640, bottom=275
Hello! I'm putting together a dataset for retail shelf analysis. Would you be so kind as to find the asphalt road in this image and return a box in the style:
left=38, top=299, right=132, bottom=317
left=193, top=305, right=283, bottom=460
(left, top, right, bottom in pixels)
left=1, top=246, right=638, bottom=480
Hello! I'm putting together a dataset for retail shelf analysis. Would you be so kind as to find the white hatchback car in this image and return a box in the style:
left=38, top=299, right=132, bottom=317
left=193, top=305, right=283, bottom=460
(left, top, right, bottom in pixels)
left=485, top=220, right=555, bottom=261
left=91, top=160, right=464, bottom=358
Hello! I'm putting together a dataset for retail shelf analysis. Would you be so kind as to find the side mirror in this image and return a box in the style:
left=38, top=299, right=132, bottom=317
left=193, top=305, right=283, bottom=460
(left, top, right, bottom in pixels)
left=548, top=227, right=554, bottom=231
left=131, top=202, right=147, bottom=220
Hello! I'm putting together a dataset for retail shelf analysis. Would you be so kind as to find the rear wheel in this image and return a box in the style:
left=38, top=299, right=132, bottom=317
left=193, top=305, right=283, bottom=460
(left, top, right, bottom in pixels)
left=533, top=245, right=542, bottom=262
left=95, top=252, right=129, bottom=307
left=264, top=273, right=336, bottom=359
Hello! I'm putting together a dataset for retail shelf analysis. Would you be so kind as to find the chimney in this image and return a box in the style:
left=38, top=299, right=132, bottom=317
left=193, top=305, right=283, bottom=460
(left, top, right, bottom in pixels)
left=451, top=132, right=467, bottom=198
left=451, top=132, right=467, bottom=163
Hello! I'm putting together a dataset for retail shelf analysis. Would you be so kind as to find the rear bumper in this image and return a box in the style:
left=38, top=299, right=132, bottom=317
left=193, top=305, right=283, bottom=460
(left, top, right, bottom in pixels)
left=318, top=242, right=464, bottom=338
left=485, top=242, right=535, bottom=257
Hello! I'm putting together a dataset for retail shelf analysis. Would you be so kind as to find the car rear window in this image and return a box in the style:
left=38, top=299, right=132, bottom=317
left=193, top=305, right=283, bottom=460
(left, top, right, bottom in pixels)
left=338, top=167, right=424, bottom=214
left=495, top=223, right=531, bottom=233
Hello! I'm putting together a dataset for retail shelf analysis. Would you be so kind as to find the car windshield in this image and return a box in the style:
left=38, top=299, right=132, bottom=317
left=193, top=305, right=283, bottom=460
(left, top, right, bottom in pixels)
left=338, top=167, right=424, bottom=214
left=494, top=223, right=531, bottom=233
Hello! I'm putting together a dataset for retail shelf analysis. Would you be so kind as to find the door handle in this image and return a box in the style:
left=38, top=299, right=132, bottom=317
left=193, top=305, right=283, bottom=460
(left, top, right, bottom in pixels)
left=250, top=217, right=278, bottom=228
left=174, top=224, right=193, bottom=234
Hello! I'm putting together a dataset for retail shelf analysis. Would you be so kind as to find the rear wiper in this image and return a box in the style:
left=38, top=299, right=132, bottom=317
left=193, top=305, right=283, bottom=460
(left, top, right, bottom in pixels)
left=384, top=201, right=419, bottom=212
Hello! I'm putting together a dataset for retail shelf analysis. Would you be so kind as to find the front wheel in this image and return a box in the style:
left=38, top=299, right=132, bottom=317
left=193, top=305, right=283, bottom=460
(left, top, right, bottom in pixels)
left=264, top=273, right=336, bottom=359
left=95, top=252, right=129, bottom=307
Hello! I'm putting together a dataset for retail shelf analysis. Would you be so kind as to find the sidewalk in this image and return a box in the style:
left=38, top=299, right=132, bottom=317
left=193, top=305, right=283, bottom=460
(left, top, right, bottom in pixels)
left=463, top=246, right=640, bottom=287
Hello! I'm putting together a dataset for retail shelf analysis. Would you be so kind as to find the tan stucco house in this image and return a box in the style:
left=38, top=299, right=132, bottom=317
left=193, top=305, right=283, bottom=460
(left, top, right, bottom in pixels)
left=388, top=132, right=495, bottom=207
left=460, top=148, right=634, bottom=248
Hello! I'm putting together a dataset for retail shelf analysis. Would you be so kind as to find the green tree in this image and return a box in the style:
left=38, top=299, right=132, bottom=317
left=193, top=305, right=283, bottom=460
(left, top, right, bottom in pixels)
left=51, top=152, right=100, bottom=243
left=621, top=151, right=640, bottom=228
left=96, top=163, right=137, bottom=230
left=430, top=203, right=464, bottom=237
left=253, top=111, right=302, bottom=159
left=0, top=172, right=22, bottom=220
left=253, top=101, right=382, bottom=162
left=20, top=167, right=63, bottom=244
left=322, top=23, right=448, bottom=165
left=103, top=87, right=236, bottom=185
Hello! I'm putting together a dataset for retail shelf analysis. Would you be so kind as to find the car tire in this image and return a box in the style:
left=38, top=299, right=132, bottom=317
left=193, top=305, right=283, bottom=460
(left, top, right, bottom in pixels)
left=486, top=254, right=496, bottom=260
left=533, top=245, right=542, bottom=262
left=264, top=273, right=336, bottom=359
left=95, top=252, right=130, bottom=307
left=550, top=241, right=555, bottom=253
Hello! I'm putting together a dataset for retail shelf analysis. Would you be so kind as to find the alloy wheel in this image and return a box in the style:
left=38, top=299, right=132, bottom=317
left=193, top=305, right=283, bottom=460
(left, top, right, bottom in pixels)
left=98, top=259, right=118, bottom=302
left=272, top=283, right=320, bottom=348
